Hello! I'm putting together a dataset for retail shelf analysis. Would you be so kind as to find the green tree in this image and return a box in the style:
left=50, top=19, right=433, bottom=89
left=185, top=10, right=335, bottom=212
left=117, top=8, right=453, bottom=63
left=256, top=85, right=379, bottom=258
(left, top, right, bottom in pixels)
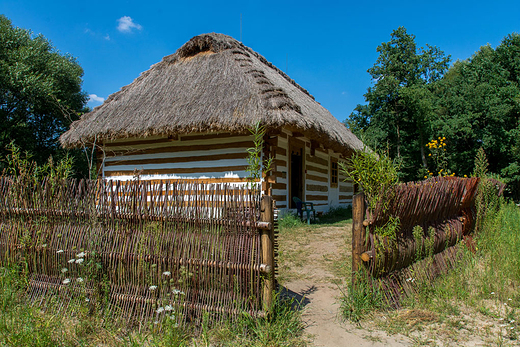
left=431, top=36, right=520, bottom=197
left=346, top=27, right=450, bottom=180
left=0, top=15, right=87, bottom=168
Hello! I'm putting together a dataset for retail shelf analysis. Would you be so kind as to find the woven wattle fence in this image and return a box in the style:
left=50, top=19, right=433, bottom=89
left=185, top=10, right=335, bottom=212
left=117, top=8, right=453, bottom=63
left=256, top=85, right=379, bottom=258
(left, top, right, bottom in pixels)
left=0, top=177, right=276, bottom=326
left=352, top=177, right=482, bottom=306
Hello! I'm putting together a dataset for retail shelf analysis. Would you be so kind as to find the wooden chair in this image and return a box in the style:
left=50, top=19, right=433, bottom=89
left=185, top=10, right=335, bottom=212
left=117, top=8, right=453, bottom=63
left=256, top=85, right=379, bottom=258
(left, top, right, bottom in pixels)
left=292, top=196, right=316, bottom=224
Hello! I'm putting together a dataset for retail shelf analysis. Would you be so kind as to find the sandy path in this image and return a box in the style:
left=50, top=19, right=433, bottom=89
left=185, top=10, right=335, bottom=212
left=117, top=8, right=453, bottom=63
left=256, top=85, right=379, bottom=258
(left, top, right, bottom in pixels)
left=279, top=224, right=410, bottom=346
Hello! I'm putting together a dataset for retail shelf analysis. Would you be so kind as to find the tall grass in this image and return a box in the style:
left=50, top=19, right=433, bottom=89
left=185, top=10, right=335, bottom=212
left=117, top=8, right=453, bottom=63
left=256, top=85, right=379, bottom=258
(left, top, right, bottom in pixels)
left=0, top=265, right=305, bottom=346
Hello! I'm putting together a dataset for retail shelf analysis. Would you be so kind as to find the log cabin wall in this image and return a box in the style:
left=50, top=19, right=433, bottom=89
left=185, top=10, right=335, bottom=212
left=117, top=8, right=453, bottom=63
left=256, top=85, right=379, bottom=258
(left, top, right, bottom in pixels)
left=100, top=132, right=254, bottom=185
left=270, top=127, right=355, bottom=213
left=99, top=129, right=355, bottom=212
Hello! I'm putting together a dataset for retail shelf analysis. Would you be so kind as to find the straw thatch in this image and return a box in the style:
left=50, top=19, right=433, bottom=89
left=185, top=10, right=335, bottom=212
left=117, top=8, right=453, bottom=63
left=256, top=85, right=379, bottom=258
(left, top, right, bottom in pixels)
left=61, top=33, right=364, bottom=154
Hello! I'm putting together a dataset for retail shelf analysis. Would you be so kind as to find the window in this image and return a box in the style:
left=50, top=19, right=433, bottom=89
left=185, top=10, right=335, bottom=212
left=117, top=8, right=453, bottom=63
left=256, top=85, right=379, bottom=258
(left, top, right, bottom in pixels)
left=330, top=158, right=338, bottom=188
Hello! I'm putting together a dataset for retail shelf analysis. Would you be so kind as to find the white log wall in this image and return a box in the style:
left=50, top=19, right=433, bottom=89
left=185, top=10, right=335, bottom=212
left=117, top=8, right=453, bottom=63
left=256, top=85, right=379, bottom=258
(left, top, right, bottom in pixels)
left=101, top=133, right=254, bottom=186
left=270, top=128, right=354, bottom=213
left=100, top=130, right=354, bottom=212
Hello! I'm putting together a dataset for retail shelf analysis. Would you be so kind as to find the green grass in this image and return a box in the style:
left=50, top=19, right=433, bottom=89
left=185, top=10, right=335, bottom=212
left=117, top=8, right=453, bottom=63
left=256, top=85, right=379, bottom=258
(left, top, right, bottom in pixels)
left=278, top=206, right=352, bottom=230
left=0, top=267, right=306, bottom=347
left=196, top=295, right=306, bottom=346
left=342, top=200, right=520, bottom=345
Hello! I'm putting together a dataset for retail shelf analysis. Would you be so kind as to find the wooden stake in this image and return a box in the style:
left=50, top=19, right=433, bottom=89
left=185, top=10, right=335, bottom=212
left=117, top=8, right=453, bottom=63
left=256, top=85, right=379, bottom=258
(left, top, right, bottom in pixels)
left=260, top=195, right=275, bottom=312
left=352, top=192, right=366, bottom=284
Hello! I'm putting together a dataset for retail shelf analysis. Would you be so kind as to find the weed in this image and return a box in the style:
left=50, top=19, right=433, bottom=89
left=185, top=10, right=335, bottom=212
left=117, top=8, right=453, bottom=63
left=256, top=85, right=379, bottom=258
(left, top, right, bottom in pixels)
left=340, top=273, right=386, bottom=323
left=278, top=212, right=305, bottom=229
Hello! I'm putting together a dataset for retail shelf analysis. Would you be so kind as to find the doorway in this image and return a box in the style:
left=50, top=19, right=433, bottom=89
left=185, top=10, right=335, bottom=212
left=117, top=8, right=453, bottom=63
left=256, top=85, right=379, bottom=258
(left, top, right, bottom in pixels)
left=289, top=139, right=304, bottom=208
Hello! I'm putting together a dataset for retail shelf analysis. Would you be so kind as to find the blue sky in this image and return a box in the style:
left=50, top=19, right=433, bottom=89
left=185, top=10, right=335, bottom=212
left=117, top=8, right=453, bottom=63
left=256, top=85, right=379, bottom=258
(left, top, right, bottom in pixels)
left=2, top=0, right=520, bottom=122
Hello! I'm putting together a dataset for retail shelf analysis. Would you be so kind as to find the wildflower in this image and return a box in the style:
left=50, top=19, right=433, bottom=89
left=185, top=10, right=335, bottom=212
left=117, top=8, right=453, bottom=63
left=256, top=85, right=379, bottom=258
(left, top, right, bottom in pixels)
left=156, top=307, right=165, bottom=314
left=428, top=153, right=431, bottom=156
left=149, top=285, right=158, bottom=291
left=62, top=278, right=71, bottom=285
left=68, top=259, right=75, bottom=264
left=491, top=292, right=495, bottom=295
left=75, top=258, right=84, bottom=264
left=154, top=321, right=159, bottom=325
left=76, top=252, right=86, bottom=258
left=172, top=289, right=185, bottom=295
left=76, top=277, right=84, bottom=283
left=162, top=271, right=171, bottom=276
left=85, top=298, right=90, bottom=302
left=56, top=249, right=64, bottom=254
left=165, top=305, right=173, bottom=311
left=61, top=268, right=68, bottom=273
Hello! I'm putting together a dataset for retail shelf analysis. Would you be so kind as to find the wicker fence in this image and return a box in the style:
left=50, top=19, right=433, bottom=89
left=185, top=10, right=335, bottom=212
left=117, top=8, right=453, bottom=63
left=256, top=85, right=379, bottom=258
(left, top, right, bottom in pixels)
left=351, top=176, right=483, bottom=306
left=0, top=177, right=276, bottom=326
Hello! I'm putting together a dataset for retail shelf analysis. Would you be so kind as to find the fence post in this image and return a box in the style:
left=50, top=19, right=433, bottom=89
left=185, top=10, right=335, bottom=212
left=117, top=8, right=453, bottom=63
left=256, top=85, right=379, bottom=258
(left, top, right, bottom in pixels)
left=260, top=195, right=275, bottom=313
left=352, top=192, right=366, bottom=284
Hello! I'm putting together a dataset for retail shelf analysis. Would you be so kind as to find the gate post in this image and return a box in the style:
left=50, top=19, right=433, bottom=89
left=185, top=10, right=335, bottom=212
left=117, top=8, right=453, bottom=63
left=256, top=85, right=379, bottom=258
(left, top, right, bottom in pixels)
left=260, top=195, right=275, bottom=312
left=352, top=192, right=366, bottom=284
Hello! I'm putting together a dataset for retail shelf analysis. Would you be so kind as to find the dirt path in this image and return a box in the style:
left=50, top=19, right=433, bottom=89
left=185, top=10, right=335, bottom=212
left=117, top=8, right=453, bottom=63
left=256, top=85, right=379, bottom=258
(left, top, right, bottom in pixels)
left=279, top=223, right=410, bottom=346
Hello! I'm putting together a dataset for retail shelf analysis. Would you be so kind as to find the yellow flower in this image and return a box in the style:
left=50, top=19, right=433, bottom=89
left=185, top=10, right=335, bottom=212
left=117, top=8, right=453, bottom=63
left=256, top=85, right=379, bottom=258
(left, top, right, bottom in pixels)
left=428, top=153, right=432, bottom=156
left=424, top=176, right=428, bottom=179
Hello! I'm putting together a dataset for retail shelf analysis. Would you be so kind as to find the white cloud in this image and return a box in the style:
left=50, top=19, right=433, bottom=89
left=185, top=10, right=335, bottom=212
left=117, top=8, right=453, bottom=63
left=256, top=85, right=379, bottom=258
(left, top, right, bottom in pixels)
left=88, top=94, right=105, bottom=104
left=117, top=16, right=142, bottom=33
left=104, top=34, right=110, bottom=41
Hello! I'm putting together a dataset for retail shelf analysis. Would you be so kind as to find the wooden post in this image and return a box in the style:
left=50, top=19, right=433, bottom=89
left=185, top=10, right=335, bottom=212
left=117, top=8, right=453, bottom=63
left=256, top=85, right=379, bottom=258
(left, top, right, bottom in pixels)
left=260, top=195, right=275, bottom=312
left=352, top=192, right=366, bottom=284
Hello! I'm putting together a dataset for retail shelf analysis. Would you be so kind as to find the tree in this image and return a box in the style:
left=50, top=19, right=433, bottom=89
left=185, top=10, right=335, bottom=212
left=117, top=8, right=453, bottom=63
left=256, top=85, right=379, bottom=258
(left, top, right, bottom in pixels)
left=0, top=15, right=87, bottom=168
left=431, top=37, right=520, bottom=197
left=346, top=27, right=450, bottom=180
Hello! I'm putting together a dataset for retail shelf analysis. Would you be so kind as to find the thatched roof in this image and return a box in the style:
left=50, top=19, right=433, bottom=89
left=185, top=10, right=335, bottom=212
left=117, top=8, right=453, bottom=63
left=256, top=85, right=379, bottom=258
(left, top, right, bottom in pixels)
left=61, top=33, right=364, bottom=154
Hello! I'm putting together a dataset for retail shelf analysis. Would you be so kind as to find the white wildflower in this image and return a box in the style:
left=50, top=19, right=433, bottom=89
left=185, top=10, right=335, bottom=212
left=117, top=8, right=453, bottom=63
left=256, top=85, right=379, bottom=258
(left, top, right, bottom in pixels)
left=172, top=289, right=185, bottom=295
left=149, top=285, right=157, bottom=291
left=61, top=268, right=68, bottom=273
left=76, top=252, right=86, bottom=258
left=85, top=298, right=90, bottom=302
left=68, top=259, right=75, bottom=264
left=62, top=278, right=71, bottom=284
left=510, top=320, right=515, bottom=323
left=504, top=303, right=508, bottom=306
left=154, top=320, right=159, bottom=325
left=56, top=250, right=64, bottom=254
left=156, top=307, right=165, bottom=314
left=162, top=271, right=171, bottom=276
left=76, top=277, right=84, bottom=283
left=508, top=298, right=512, bottom=301
left=164, top=305, right=173, bottom=311
left=75, top=258, right=84, bottom=264
left=491, top=292, right=495, bottom=295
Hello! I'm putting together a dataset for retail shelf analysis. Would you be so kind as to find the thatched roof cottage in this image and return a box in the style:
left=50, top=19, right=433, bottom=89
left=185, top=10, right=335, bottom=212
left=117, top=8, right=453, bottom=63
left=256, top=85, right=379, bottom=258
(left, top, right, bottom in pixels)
left=61, top=33, right=364, bottom=211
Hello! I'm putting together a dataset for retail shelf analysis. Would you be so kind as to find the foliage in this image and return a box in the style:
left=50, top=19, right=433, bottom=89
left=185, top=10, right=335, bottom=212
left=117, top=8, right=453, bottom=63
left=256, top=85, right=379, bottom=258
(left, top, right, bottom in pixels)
left=424, top=136, right=455, bottom=177
left=246, top=121, right=273, bottom=188
left=347, top=28, right=520, bottom=199
left=346, top=26, right=451, bottom=181
left=339, top=148, right=400, bottom=212
left=278, top=212, right=305, bottom=229
left=473, top=148, right=504, bottom=232
left=201, top=295, right=306, bottom=347
left=0, top=15, right=88, bottom=176
left=2, top=141, right=73, bottom=181
left=0, top=264, right=305, bottom=346
left=340, top=273, right=386, bottom=323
